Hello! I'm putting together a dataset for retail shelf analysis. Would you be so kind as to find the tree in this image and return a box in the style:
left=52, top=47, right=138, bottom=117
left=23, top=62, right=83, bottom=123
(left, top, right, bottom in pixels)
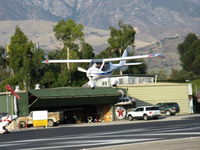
left=0, top=46, right=10, bottom=82
left=154, top=69, right=168, bottom=81
left=178, top=33, right=198, bottom=56
left=95, top=47, right=117, bottom=59
left=53, top=19, right=84, bottom=70
left=40, top=50, right=62, bottom=88
left=80, top=43, right=95, bottom=59
left=170, top=69, right=195, bottom=81
left=31, top=48, right=47, bottom=86
left=108, top=21, right=136, bottom=57
left=80, top=42, right=95, bottom=69
left=8, top=26, right=35, bottom=90
left=53, top=19, right=85, bottom=86
left=40, top=71, right=57, bottom=88
left=0, top=46, right=6, bottom=68
left=178, top=33, right=200, bottom=77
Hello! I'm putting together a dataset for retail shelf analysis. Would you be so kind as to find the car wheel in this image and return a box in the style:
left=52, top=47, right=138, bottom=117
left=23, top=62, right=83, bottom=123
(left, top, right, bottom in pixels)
left=48, top=119, right=54, bottom=127
left=19, top=121, right=27, bottom=128
left=128, top=115, right=133, bottom=121
left=143, top=115, right=148, bottom=121
left=165, top=110, right=171, bottom=116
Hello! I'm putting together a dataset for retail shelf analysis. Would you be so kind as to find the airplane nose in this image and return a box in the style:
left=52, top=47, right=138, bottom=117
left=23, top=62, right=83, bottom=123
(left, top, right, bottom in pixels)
left=87, top=72, right=93, bottom=79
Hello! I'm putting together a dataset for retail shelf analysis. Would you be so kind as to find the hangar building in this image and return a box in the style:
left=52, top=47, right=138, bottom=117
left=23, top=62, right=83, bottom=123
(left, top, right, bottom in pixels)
left=0, top=87, right=121, bottom=123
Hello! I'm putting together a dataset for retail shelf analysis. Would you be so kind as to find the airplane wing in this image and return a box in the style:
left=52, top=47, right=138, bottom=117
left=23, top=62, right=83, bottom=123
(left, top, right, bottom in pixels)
left=103, top=54, right=164, bottom=62
left=42, top=59, right=92, bottom=63
left=42, top=54, right=164, bottom=64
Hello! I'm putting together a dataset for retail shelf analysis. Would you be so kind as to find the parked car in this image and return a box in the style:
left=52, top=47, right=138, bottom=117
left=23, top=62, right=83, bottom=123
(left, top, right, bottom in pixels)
left=18, top=111, right=64, bottom=128
left=155, top=102, right=180, bottom=116
left=127, top=106, right=161, bottom=121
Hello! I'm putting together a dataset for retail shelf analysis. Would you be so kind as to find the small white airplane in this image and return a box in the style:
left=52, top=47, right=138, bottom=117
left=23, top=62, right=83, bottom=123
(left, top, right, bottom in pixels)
left=42, top=49, right=164, bottom=89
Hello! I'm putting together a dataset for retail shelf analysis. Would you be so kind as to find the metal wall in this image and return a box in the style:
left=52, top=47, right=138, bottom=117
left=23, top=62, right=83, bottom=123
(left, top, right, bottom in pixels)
left=0, top=92, right=29, bottom=116
left=119, top=83, right=191, bottom=114
left=0, top=94, right=14, bottom=114
left=17, top=92, right=29, bottom=116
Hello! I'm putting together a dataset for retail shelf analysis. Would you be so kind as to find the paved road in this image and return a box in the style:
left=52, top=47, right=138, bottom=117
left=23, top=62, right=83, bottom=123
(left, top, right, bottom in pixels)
left=0, top=115, right=200, bottom=150
left=91, top=137, right=200, bottom=150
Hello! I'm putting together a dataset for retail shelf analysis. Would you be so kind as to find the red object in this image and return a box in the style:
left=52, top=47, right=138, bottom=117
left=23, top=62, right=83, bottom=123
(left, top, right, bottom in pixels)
left=5, top=84, right=21, bottom=99
left=117, top=109, right=125, bottom=117
left=0, top=116, right=11, bottom=123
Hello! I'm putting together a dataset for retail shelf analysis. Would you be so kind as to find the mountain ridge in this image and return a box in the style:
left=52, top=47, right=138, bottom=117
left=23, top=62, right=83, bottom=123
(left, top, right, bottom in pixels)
left=0, top=0, right=200, bottom=43
left=1, top=0, right=200, bottom=73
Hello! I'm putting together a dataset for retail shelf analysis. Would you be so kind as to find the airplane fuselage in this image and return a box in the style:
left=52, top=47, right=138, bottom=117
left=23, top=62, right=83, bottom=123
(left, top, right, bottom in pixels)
left=86, top=63, right=125, bottom=81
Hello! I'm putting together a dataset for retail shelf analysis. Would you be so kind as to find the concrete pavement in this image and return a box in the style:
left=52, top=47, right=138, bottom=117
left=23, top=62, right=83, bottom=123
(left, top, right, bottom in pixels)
left=89, top=137, right=200, bottom=150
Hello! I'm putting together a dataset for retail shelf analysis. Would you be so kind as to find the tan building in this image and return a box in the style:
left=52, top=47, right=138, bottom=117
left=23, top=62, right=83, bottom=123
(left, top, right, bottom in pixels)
left=118, top=83, right=192, bottom=114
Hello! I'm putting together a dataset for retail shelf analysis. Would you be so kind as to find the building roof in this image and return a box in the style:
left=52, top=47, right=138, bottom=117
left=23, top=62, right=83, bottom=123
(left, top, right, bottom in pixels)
left=29, top=87, right=120, bottom=99
left=28, top=87, right=120, bottom=108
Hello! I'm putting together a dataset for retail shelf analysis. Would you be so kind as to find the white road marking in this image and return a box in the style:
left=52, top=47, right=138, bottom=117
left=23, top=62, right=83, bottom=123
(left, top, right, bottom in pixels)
left=17, top=138, right=158, bottom=150
left=88, top=137, right=200, bottom=150
left=157, top=126, right=200, bottom=133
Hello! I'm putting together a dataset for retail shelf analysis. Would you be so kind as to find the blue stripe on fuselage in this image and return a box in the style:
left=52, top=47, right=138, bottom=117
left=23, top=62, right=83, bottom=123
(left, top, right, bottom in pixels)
left=93, top=66, right=123, bottom=76
left=94, top=70, right=113, bottom=76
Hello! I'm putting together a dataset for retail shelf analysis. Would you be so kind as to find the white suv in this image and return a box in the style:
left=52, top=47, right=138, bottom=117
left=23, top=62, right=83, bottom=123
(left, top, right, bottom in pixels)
left=127, top=106, right=161, bottom=121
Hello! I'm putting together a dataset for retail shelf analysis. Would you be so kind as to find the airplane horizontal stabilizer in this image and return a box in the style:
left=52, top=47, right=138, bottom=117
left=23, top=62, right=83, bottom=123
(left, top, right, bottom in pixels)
left=125, top=62, right=143, bottom=66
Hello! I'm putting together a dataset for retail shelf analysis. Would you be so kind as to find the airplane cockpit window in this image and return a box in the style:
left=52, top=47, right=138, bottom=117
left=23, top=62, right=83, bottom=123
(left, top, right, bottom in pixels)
left=96, top=62, right=102, bottom=69
left=90, top=60, right=103, bottom=69
left=102, top=62, right=110, bottom=71
left=89, top=60, right=110, bottom=70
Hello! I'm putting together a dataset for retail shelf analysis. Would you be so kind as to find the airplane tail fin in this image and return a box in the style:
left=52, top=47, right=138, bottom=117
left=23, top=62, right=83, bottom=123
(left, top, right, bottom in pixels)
left=118, top=49, right=143, bottom=71
left=119, top=49, right=128, bottom=66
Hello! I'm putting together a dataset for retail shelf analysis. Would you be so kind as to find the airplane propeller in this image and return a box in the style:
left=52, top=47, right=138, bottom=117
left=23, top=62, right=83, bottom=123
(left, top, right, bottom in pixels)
left=77, top=67, right=87, bottom=73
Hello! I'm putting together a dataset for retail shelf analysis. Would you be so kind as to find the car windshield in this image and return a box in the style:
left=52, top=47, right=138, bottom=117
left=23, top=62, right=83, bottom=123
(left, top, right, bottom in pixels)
left=135, top=108, right=144, bottom=111
left=146, top=107, right=160, bottom=111
left=168, top=103, right=177, bottom=106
